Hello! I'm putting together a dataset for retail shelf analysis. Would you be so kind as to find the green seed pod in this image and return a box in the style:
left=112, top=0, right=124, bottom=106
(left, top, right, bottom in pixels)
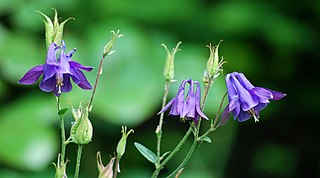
left=116, top=126, right=134, bottom=159
left=36, top=9, right=74, bottom=48
left=103, top=30, right=124, bottom=58
left=70, top=103, right=93, bottom=145
left=162, top=42, right=182, bottom=82
left=53, top=154, right=68, bottom=178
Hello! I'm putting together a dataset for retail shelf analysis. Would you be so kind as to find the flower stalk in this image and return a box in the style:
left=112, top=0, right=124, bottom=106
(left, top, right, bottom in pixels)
left=89, top=30, right=123, bottom=109
left=57, top=96, right=66, bottom=162
left=74, top=144, right=83, bottom=178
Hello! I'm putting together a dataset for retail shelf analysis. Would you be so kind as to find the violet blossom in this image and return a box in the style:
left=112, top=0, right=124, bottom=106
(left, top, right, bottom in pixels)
left=220, top=72, right=286, bottom=125
left=159, top=79, right=208, bottom=123
left=18, top=41, right=93, bottom=96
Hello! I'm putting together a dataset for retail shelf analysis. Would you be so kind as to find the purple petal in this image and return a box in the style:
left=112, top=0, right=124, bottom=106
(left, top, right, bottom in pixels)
left=250, top=87, right=273, bottom=103
left=170, top=90, right=185, bottom=116
left=267, top=89, right=287, bottom=100
left=69, top=61, right=93, bottom=72
left=225, top=73, right=238, bottom=98
left=237, top=110, right=251, bottom=122
left=158, top=97, right=175, bottom=114
left=66, top=48, right=76, bottom=59
left=195, top=82, right=208, bottom=120
left=71, top=69, right=92, bottom=90
left=18, top=65, right=44, bottom=85
left=61, top=75, right=72, bottom=92
left=231, top=75, right=258, bottom=111
left=234, top=72, right=255, bottom=90
left=46, top=43, right=59, bottom=65
left=228, top=98, right=239, bottom=111
left=39, top=76, right=55, bottom=92
left=254, top=103, right=268, bottom=112
left=43, top=65, right=56, bottom=82
left=57, top=52, right=71, bottom=74
left=219, top=106, right=231, bottom=127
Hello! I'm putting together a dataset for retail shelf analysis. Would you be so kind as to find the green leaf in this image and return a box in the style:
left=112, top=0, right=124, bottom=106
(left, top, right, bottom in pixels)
left=200, top=136, right=212, bottom=143
left=134, top=142, right=158, bottom=165
left=58, top=108, right=68, bottom=116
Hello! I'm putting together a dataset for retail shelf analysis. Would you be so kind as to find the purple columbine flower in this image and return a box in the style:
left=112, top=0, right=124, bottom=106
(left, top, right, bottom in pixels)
left=159, top=79, right=208, bottom=124
left=220, top=72, right=286, bottom=125
left=18, top=41, right=93, bottom=96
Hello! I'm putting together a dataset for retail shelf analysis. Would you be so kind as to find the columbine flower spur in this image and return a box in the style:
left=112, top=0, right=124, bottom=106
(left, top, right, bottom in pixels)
left=221, top=72, right=286, bottom=124
left=18, top=41, right=93, bottom=96
left=159, top=79, right=208, bottom=123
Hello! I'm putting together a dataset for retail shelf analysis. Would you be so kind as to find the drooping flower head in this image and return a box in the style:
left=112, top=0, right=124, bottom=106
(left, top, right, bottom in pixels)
left=220, top=72, right=286, bottom=125
left=159, top=79, right=208, bottom=124
left=18, top=41, right=93, bottom=96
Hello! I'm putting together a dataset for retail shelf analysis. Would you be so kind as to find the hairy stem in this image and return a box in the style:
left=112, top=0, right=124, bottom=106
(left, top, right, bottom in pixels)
left=113, top=157, right=120, bottom=178
left=156, top=81, right=170, bottom=158
left=166, top=137, right=197, bottom=178
left=89, top=55, right=105, bottom=109
left=74, top=144, right=83, bottom=178
left=151, top=126, right=193, bottom=178
left=57, top=96, right=66, bottom=162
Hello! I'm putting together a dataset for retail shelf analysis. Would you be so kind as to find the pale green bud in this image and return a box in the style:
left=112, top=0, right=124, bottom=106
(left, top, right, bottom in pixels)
left=97, top=152, right=115, bottom=178
left=36, top=9, right=74, bottom=48
left=103, top=30, right=124, bottom=58
left=70, top=103, right=93, bottom=145
left=162, top=42, right=182, bottom=82
left=116, top=126, right=134, bottom=159
left=53, top=154, right=68, bottom=178
left=205, top=40, right=226, bottom=80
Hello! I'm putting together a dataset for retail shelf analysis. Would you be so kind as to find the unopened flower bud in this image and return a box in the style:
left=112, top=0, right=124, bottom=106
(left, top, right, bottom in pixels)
left=205, top=40, right=226, bottom=80
left=97, top=152, right=115, bottom=178
left=162, top=42, right=182, bottom=82
left=116, top=126, right=134, bottom=159
left=70, top=102, right=93, bottom=145
left=53, top=154, right=68, bottom=178
left=103, top=30, right=124, bottom=58
left=36, top=9, right=74, bottom=48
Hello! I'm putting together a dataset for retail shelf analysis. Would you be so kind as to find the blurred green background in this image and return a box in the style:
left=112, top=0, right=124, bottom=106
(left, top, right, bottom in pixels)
left=0, top=0, right=319, bottom=177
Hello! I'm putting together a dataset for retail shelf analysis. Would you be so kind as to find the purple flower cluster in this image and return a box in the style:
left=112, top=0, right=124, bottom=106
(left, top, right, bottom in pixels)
left=19, top=41, right=93, bottom=96
left=221, top=72, right=286, bottom=124
left=159, top=79, right=208, bottom=124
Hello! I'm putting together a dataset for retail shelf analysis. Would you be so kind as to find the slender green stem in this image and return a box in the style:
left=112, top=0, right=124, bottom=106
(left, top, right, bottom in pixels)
left=156, top=81, right=170, bottom=158
left=74, top=144, right=83, bottom=178
left=198, top=92, right=228, bottom=140
left=113, top=157, right=120, bottom=178
left=166, top=137, right=197, bottom=178
left=57, top=96, right=66, bottom=162
left=151, top=126, right=193, bottom=178
left=89, top=55, right=105, bottom=109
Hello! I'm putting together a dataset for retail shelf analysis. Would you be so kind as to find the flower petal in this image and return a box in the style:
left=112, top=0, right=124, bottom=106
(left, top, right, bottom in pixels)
left=40, top=76, right=56, bottom=92
left=18, top=65, right=44, bottom=84
left=61, top=75, right=72, bottom=92
left=69, top=61, right=93, bottom=72
left=267, top=89, right=287, bottom=100
left=195, top=82, right=208, bottom=120
left=219, top=106, right=231, bottom=127
left=237, top=110, right=251, bottom=122
left=46, top=43, right=59, bottom=65
left=72, top=70, right=92, bottom=90
left=43, top=64, right=56, bottom=82
left=235, top=72, right=255, bottom=90
left=57, top=52, right=71, bottom=74
left=250, top=87, right=273, bottom=103
left=158, top=97, right=175, bottom=114
left=232, top=75, right=258, bottom=111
